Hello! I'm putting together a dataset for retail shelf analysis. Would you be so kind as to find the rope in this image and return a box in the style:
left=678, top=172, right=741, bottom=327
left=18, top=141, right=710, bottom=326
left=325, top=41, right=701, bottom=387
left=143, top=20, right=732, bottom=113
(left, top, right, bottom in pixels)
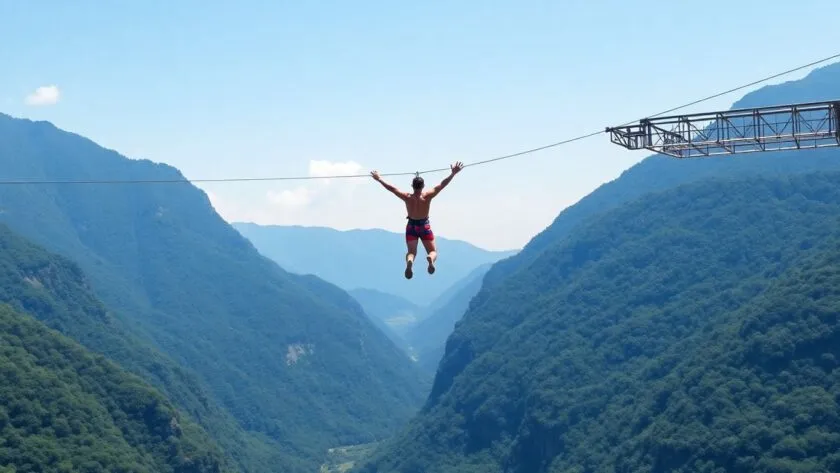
left=3, top=52, right=839, bottom=186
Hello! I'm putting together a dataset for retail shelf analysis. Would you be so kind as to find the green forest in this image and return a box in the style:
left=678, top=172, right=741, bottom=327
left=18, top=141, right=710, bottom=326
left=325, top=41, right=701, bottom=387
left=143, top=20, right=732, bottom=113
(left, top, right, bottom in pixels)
left=356, top=172, right=840, bottom=473
left=0, top=302, right=227, bottom=473
left=0, top=221, right=300, bottom=472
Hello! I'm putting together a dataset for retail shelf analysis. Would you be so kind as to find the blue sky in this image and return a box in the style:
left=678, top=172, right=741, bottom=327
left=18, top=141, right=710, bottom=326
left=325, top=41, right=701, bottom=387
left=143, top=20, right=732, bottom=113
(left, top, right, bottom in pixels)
left=2, top=0, right=840, bottom=251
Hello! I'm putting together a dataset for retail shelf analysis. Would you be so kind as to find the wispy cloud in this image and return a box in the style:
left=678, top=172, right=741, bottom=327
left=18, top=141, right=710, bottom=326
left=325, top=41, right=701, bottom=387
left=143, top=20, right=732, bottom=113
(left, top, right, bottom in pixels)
left=25, top=85, right=61, bottom=106
left=309, top=159, right=364, bottom=181
left=267, top=186, right=313, bottom=208
left=266, top=159, right=365, bottom=210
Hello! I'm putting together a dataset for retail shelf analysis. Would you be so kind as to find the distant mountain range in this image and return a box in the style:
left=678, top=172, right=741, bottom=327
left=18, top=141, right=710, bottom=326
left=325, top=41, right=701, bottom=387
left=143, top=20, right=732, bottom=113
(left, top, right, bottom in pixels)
left=231, top=222, right=517, bottom=306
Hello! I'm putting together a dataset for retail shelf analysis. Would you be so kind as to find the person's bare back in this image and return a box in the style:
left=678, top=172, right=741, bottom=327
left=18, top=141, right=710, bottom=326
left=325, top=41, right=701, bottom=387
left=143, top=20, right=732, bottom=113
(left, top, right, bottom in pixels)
left=370, top=162, right=464, bottom=279
left=404, top=192, right=433, bottom=220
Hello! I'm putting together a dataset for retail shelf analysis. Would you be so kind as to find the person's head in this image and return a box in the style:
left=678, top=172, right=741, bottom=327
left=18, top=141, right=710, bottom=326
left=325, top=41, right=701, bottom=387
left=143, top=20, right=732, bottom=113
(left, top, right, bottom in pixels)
left=411, top=175, right=424, bottom=192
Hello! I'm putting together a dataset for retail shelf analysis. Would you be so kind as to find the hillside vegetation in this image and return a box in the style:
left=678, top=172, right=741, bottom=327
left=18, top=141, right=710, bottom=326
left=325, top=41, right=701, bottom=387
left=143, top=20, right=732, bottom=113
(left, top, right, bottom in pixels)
left=0, top=302, right=228, bottom=473
left=0, top=222, right=289, bottom=472
left=0, top=113, right=427, bottom=472
left=356, top=171, right=840, bottom=473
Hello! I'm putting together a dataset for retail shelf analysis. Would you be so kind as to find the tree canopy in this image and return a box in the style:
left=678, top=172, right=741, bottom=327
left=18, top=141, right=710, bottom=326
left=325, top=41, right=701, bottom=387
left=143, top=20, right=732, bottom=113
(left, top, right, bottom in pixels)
left=0, top=302, right=228, bottom=473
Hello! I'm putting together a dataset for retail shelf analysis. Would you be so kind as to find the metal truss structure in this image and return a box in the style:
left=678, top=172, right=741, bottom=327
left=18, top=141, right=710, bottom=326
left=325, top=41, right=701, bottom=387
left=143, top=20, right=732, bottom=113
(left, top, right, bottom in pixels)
left=606, top=100, right=840, bottom=158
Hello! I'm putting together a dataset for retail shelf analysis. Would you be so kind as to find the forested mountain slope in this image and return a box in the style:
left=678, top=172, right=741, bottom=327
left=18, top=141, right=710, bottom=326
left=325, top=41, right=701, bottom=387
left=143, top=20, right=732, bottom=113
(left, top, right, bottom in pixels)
left=0, top=113, right=427, bottom=472
left=0, top=222, right=287, bottom=472
left=482, top=61, right=840, bottom=291
left=232, top=222, right=516, bottom=306
left=0, top=303, right=228, bottom=473
left=356, top=171, right=840, bottom=473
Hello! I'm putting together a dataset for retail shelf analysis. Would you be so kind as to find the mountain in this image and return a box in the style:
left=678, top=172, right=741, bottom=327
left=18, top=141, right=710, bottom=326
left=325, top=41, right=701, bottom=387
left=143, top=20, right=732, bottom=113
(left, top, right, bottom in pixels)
left=0, top=113, right=428, bottom=472
left=231, top=223, right=517, bottom=306
left=0, top=301, right=228, bottom=473
left=0, top=222, right=289, bottom=472
left=356, top=169, right=840, bottom=473
left=405, top=263, right=493, bottom=372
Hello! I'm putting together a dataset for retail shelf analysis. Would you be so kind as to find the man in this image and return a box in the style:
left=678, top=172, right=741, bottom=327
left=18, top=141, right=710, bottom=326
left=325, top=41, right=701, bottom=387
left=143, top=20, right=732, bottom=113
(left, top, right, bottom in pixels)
left=371, top=161, right=464, bottom=279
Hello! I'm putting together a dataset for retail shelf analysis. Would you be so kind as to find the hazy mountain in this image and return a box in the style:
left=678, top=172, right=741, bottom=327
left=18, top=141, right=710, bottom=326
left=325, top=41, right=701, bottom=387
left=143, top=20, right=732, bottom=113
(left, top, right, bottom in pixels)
left=231, top=222, right=516, bottom=306
left=0, top=113, right=428, bottom=472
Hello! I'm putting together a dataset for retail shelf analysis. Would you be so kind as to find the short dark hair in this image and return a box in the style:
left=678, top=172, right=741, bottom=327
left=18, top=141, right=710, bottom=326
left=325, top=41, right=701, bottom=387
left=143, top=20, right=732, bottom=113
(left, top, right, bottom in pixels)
left=412, top=176, right=424, bottom=189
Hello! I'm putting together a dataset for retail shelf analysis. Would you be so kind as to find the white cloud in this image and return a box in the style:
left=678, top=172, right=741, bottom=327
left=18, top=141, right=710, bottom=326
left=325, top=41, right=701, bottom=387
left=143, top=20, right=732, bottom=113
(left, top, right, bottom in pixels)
left=264, top=159, right=365, bottom=211
left=25, top=85, right=61, bottom=106
left=308, top=159, right=365, bottom=187
left=308, top=159, right=364, bottom=178
left=202, top=159, right=388, bottom=234
left=267, top=186, right=313, bottom=208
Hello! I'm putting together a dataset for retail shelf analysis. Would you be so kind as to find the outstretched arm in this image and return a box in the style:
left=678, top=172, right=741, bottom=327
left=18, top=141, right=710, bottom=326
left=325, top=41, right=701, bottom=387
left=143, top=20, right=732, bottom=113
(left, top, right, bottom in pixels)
left=426, top=161, right=464, bottom=198
left=370, top=171, right=408, bottom=201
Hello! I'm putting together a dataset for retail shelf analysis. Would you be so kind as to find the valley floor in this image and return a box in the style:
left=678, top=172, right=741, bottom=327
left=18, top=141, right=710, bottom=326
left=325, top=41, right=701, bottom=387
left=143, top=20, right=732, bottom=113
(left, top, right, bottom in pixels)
left=319, top=442, right=382, bottom=473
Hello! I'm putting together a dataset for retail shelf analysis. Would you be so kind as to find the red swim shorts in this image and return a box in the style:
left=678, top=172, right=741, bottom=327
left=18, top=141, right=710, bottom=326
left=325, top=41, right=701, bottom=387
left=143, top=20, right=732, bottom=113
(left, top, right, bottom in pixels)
left=406, top=217, right=434, bottom=241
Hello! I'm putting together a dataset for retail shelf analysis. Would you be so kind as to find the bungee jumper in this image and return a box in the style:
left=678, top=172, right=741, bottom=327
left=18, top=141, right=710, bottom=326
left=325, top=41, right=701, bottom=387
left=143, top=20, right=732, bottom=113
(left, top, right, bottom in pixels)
left=370, top=161, right=465, bottom=279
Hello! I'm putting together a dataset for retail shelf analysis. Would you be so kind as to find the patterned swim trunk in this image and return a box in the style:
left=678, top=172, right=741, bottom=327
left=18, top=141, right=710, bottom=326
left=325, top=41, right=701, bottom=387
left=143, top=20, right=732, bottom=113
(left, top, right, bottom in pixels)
left=405, top=217, right=434, bottom=241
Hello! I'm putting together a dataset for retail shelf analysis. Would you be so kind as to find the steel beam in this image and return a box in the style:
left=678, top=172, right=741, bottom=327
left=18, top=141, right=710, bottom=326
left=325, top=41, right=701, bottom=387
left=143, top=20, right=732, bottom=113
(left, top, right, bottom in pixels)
left=606, top=100, right=840, bottom=158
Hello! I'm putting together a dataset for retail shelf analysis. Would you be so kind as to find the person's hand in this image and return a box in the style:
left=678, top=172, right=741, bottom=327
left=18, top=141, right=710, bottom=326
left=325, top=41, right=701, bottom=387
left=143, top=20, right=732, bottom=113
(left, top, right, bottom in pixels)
left=451, top=161, right=464, bottom=174
left=370, top=170, right=381, bottom=181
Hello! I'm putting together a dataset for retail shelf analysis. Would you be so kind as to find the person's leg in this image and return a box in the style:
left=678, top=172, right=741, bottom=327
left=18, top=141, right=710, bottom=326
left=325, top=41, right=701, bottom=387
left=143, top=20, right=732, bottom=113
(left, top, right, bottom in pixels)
left=420, top=222, right=436, bottom=274
left=422, top=238, right=436, bottom=274
left=405, top=240, right=418, bottom=279
left=405, top=224, right=418, bottom=279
